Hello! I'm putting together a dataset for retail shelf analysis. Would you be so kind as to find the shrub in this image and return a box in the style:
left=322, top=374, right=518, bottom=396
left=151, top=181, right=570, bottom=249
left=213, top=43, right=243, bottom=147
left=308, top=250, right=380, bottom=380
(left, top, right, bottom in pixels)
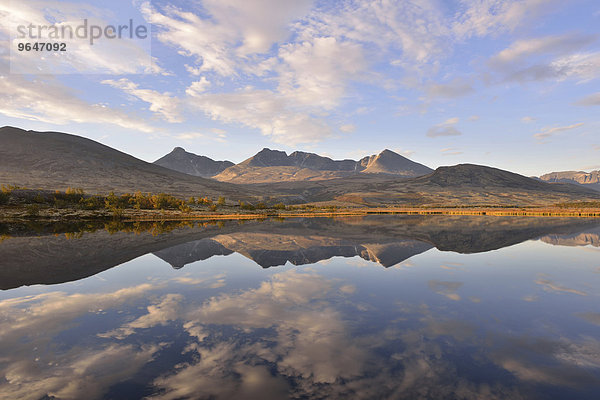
left=131, top=192, right=153, bottom=209
left=0, top=191, right=9, bottom=205
left=80, top=196, right=104, bottom=210
left=238, top=201, right=255, bottom=210
left=217, top=196, right=226, bottom=206
left=273, top=203, right=286, bottom=210
left=65, top=187, right=85, bottom=202
left=151, top=193, right=183, bottom=210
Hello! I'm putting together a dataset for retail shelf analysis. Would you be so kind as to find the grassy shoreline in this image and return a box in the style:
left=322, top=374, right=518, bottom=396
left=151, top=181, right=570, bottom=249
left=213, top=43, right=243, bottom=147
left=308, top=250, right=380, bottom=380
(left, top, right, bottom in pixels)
left=2, top=186, right=600, bottom=221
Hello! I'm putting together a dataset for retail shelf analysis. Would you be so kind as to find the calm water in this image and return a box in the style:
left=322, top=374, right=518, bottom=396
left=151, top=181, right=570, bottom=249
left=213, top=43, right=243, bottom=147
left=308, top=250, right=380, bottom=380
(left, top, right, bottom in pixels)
left=1, top=215, right=599, bottom=399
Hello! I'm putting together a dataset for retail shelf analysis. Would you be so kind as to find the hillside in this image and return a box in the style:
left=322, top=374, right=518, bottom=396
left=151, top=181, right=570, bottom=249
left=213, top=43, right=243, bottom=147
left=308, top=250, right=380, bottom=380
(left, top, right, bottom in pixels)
left=213, top=148, right=433, bottom=183
left=153, top=147, right=234, bottom=178
left=0, top=127, right=257, bottom=200
left=253, top=164, right=600, bottom=206
left=539, top=170, right=600, bottom=192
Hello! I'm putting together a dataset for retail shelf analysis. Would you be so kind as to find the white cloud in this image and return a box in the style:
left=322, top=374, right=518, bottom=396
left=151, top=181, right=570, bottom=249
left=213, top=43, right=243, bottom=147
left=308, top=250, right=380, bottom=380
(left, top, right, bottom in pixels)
left=143, top=0, right=314, bottom=77
left=534, top=122, right=584, bottom=140
left=186, top=87, right=332, bottom=144
left=276, top=37, right=367, bottom=109
left=0, top=75, right=155, bottom=132
left=468, top=115, right=480, bottom=121
left=102, top=78, right=182, bottom=123
left=186, top=77, right=211, bottom=96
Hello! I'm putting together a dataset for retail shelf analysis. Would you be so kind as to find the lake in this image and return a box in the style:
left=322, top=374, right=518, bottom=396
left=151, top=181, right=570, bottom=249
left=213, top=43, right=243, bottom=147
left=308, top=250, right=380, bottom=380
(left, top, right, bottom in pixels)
left=1, top=215, right=599, bottom=399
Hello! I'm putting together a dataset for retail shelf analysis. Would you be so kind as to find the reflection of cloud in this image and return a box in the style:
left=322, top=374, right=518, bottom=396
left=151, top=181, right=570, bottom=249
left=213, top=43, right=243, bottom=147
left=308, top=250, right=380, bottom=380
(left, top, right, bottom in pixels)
left=492, top=336, right=600, bottom=387
left=0, top=284, right=164, bottom=399
left=152, top=270, right=369, bottom=399
left=99, top=294, right=183, bottom=339
left=535, top=278, right=587, bottom=296
left=576, top=312, right=600, bottom=326
left=428, top=280, right=463, bottom=301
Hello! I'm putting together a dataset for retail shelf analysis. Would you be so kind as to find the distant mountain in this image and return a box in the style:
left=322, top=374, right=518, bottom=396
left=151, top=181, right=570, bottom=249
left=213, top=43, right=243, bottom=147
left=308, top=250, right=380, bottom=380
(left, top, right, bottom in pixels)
left=213, top=148, right=433, bottom=183
left=153, top=147, right=234, bottom=178
left=0, top=126, right=255, bottom=199
left=539, top=170, right=600, bottom=192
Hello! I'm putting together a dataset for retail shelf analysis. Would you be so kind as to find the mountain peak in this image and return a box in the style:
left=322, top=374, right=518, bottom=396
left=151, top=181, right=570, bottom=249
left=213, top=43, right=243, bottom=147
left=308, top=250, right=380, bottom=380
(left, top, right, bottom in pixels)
left=154, top=148, right=233, bottom=178
left=359, top=149, right=433, bottom=176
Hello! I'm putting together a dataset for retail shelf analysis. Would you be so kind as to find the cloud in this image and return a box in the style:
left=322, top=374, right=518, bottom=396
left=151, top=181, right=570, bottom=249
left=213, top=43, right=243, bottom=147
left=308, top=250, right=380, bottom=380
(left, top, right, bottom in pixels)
left=575, top=92, right=600, bottom=106
left=0, top=75, right=155, bottom=132
left=521, top=116, right=536, bottom=123
left=2, top=1, right=157, bottom=75
left=426, top=78, right=474, bottom=99
left=142, top=0, right=314, bottom=77
left=441, top=147, right=464, bottom=156
left=533, top=122, right=584, bottom=140
left=339, top=124, right=356, bottom=133
left=186, top=87, right=332, bottom=144
left=468, top=115, right=480, bottom=121
left=488, top=33, right=600, bottom=83
left=427, top=118, right=462, bottom=138
left=276, top=36, right=367, bottom=109
left=102, top=78, right=182, bottom=123
left=186, top=77, right=211, bottom=96
left=452, top=0, right=560, bottom=39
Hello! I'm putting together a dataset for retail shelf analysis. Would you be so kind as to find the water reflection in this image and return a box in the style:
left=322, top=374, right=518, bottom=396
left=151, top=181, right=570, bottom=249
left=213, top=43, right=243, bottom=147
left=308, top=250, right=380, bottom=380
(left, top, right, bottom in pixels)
left=1, top=215, right=599, bottom=289
left=0, top=216, right=599, bottom=399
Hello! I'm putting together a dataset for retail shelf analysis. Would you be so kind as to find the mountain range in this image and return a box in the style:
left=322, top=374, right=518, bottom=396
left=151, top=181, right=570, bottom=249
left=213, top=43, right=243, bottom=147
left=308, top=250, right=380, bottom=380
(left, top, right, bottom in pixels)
left=1, top=126, right=599, bottom=207
left=154, top=147, right=433, bottom=183
left=539, top=170, right=600, bottom=192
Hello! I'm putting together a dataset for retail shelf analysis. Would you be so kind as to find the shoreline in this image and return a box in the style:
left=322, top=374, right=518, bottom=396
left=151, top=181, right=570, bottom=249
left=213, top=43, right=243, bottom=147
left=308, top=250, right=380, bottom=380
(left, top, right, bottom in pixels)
left=2, top=206, right=600, bottom=222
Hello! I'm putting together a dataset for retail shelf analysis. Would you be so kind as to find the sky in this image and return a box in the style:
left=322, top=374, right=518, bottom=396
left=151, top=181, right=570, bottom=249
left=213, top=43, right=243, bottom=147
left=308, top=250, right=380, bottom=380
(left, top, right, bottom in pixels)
left=1, top=0, right=599, bottom=176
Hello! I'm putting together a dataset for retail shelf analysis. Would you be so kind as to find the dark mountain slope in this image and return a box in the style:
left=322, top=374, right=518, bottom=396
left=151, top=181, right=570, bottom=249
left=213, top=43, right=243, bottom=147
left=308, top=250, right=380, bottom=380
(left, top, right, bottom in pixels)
left=0, top=126, right=256, bottom=199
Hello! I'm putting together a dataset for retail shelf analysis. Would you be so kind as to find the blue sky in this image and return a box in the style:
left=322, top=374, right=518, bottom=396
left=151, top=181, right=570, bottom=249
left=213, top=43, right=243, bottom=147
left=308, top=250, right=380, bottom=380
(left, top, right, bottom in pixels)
left=1, top=0, right=599, bottom=176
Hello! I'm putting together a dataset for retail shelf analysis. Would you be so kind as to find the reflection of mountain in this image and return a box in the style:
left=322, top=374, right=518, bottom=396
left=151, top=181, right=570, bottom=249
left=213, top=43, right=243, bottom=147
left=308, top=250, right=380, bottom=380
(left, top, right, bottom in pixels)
left=1, top=216, right=599, bottom=289
left=153, top=239, right=233, bottom=269
left=539, top=226, right=600, bottom=247
left=155, top=233, right=433, bottom=268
